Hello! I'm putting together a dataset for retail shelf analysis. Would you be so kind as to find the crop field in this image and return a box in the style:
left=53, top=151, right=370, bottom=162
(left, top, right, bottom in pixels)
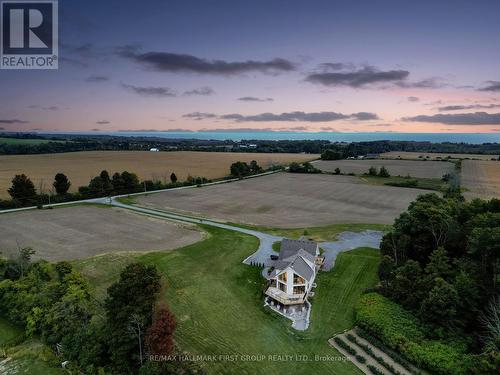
left=0, top=151, right=317, bottom=198
left=137, top=173, right=429, bottom=227
left=315, top=159, right=454, bottom=178
left=381, top=151, right=499, bottom=161
left=462, top=160, right=500, bottom=199
left=0, top=205, right=203, bottom=261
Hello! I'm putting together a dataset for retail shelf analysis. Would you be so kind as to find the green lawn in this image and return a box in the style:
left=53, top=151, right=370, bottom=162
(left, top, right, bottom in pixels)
left=136, top=226, right=380, bottom=374
left=359, top=175, right=447, bottom=192
left=237, top=222, right=390, bottom=242
left=0, top=137, right=60, bottom=145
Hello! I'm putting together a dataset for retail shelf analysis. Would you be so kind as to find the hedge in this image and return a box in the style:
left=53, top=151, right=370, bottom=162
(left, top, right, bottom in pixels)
left=355, top=292, right=475, bottom=375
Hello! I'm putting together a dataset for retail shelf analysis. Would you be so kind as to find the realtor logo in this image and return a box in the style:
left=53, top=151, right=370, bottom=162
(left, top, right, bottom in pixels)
left=1, top=0, right=58, bottom=69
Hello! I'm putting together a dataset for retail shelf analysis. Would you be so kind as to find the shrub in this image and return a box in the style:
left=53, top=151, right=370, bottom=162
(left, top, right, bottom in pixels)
left=368, top=364, right=385, bottom=375
left=334, top=336, right=356, bottom=355
left=356, top=293, right=474, bottom=375
left=355, top=354, right=366, bottom=363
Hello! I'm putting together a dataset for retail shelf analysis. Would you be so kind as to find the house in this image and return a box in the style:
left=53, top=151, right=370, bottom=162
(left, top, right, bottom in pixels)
left=265, top=238, right=323, bottom=307
left=149, top=148, right=160, bottom=152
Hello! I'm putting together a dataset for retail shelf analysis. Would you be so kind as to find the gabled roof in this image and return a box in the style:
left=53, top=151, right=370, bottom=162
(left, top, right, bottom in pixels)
left=289, top=256, right=314, bottom=282
left=279, top=238, right=317, bottom=261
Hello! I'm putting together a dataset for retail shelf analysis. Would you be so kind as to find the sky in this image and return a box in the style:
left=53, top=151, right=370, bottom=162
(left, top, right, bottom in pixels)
left=1, top=0, right=500, bottom=134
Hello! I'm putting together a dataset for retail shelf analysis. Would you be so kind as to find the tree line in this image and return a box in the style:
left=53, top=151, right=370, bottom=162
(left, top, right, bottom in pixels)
left=374, top=193, right=500, bottom=373
left=0, top=170, right=208, bottom=210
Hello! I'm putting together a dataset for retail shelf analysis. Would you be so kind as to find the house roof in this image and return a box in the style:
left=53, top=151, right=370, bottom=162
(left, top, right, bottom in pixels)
left=289, top=256, right=314, bottom=282
left=279, top=238, right=317, bottom=261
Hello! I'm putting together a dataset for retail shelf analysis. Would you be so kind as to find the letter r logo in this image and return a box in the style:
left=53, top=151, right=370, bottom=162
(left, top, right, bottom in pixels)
left=1, top=1, right=56, bottom=55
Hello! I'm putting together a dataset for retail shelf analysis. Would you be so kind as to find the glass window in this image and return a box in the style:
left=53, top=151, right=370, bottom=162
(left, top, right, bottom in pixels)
left=293, top=285, right=305, bottom=295
left=278, top=281, right=286, bottom=292
left=293, top=274, right=305, bottom=285
left=278, top=272, right=287, bottom=283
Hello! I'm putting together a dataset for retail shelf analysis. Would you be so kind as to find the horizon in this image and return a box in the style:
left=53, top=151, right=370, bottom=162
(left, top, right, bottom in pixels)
left=1, top=0, right=500, bottom=134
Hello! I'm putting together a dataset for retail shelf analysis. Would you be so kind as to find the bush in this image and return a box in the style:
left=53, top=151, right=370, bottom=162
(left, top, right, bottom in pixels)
left=356, top=293, right=474, bottom=375
left=334, top=336, right=356, bottom=355
left=368, top=364, right=385, bottom=375
left=356, top=354, right=366, bottom=363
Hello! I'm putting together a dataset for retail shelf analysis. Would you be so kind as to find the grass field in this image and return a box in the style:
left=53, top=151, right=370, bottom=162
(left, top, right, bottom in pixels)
left=315, top=159, right=454, bottom=179
left=462, top=160, right=500, bottom=199
left=380, top=151, right=499, bottom=161
left=360, top=175, right=447, bottom=192
left=0, top=137, right=59, bottom=145
left=0, top=151, right=318, bottom=198
left=0, top=205, right=204, bottom=261
left=77, top=226, right=380, bottom=374
left=137, top=173, right=429, bottom=227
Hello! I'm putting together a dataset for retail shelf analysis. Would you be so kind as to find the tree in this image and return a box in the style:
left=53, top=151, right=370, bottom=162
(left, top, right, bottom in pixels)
left=17, top=246, right=35, bottom=278
left=104, top=263, right=161, bottom=372
left=145, top=305, right=176, bottom=356
left=378, top=166, right=390, bottom=177
left=170, top=172, right=177, bottom=184
left=390, top=260, right=426, bottom=309
left=334, top=167, right=341, bottom=175
left=99, top=170, right=113, bottom=195
left=53, top=173, right=71, bottom=195
left=230, top=161, right=250, bottom=178
left=425, top=247, right=452, bottom=280
left=112, top=172, right=125, bottom=193
left=321, top=149, right=343, bottom=160
left=121, top=171, right=141, bottom=192
left=378, top=255, right=395, bottom=290
left=368, top=166, right=378, bottom=176
left=8, top=174, right=36, bottom=204
left=420, top=277, right=459, bottom=327
left=249, top=160, right=263, bottom=174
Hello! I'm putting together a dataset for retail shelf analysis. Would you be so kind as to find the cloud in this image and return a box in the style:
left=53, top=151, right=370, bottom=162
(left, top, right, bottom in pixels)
left=185, top=111, right=378, bottom=122
left=478, top=81, right=500, bottom=92
left=0, top=119, right=30, bottom=124
left=91, top=128, right=100, bottom=131
left=407, top=96, right=420, bottom=102
left=306, top=65, right=409, bottom=88
left=117, top=46, right=296, bottom=75
left=402, top=112, right=500, bottom=125
left=183, top=86, right=215, bottom=96
left=60, top=56, right=89, bottom=68
left=395, top=77, right=445, bottom=89
left=438, top=104, right=500, bottom=111
left=96, top=120, right=110, bottom=125
left=237, top=96, right=274, bottom=102
left=183, top=112, right=218, bottom=120
left=122, top=83, right=176, bottom=97
left=0, top=127, right=4, bottom=130
left=201, top=128, right=274, bottom=133
left=85, top=75, right=110, bottom=83
left=320, top=126, right=339, bottom=132
left=29, top=105, right=59, bottom=111
left=118, top=128, right=194, bottom=132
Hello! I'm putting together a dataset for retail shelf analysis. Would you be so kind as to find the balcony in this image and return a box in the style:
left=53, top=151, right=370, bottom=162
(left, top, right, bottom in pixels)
left=265, top=286, right=306, bottom=305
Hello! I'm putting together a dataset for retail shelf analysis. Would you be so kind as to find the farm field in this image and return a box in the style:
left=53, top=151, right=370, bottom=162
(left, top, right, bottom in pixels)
left=137, top=173, right=429, bottom=227
left=0, top=205, right=203, bottom=261
left=0, top=151, right=318, bottom=198
left=0, top=137, right=60, bottom=145
left=315, top=159, right=454, bottom=178
left=77, top=226, right=379, bottom=374
left=381, top=151, right=499, bottom=161
left=461, top=160, right=500, bottom=199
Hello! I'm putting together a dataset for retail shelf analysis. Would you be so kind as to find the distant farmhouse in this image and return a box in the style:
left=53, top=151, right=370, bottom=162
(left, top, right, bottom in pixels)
left=265, top=238, right=324, bottom=309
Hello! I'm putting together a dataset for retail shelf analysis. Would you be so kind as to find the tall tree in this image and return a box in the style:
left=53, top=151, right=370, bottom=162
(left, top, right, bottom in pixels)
left=53, top=173, right=71, bottom=195
left=8, top=174, right=36, bottom=203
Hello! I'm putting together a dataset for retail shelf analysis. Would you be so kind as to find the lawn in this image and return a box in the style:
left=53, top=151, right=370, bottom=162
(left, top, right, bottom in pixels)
left=238, top=222, right=390, bottom=242
left=133, top=227, right=380, bottom=374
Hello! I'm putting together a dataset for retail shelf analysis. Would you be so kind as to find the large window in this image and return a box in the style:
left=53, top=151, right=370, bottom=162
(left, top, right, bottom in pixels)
left=278, top=272, right=287, bottom=283
left=293, top=273, right=305, bottom=285
left=293, top=285, right=305, bottom=295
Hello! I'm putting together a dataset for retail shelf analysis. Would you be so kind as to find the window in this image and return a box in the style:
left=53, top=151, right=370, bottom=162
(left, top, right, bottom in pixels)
left=293, top=285, right=305, bottom=295
left=293, top=274, right=305, bottom=285
left=278, top=272, right=287, bottom=283
left=278, top=281, right=286, bottom=292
